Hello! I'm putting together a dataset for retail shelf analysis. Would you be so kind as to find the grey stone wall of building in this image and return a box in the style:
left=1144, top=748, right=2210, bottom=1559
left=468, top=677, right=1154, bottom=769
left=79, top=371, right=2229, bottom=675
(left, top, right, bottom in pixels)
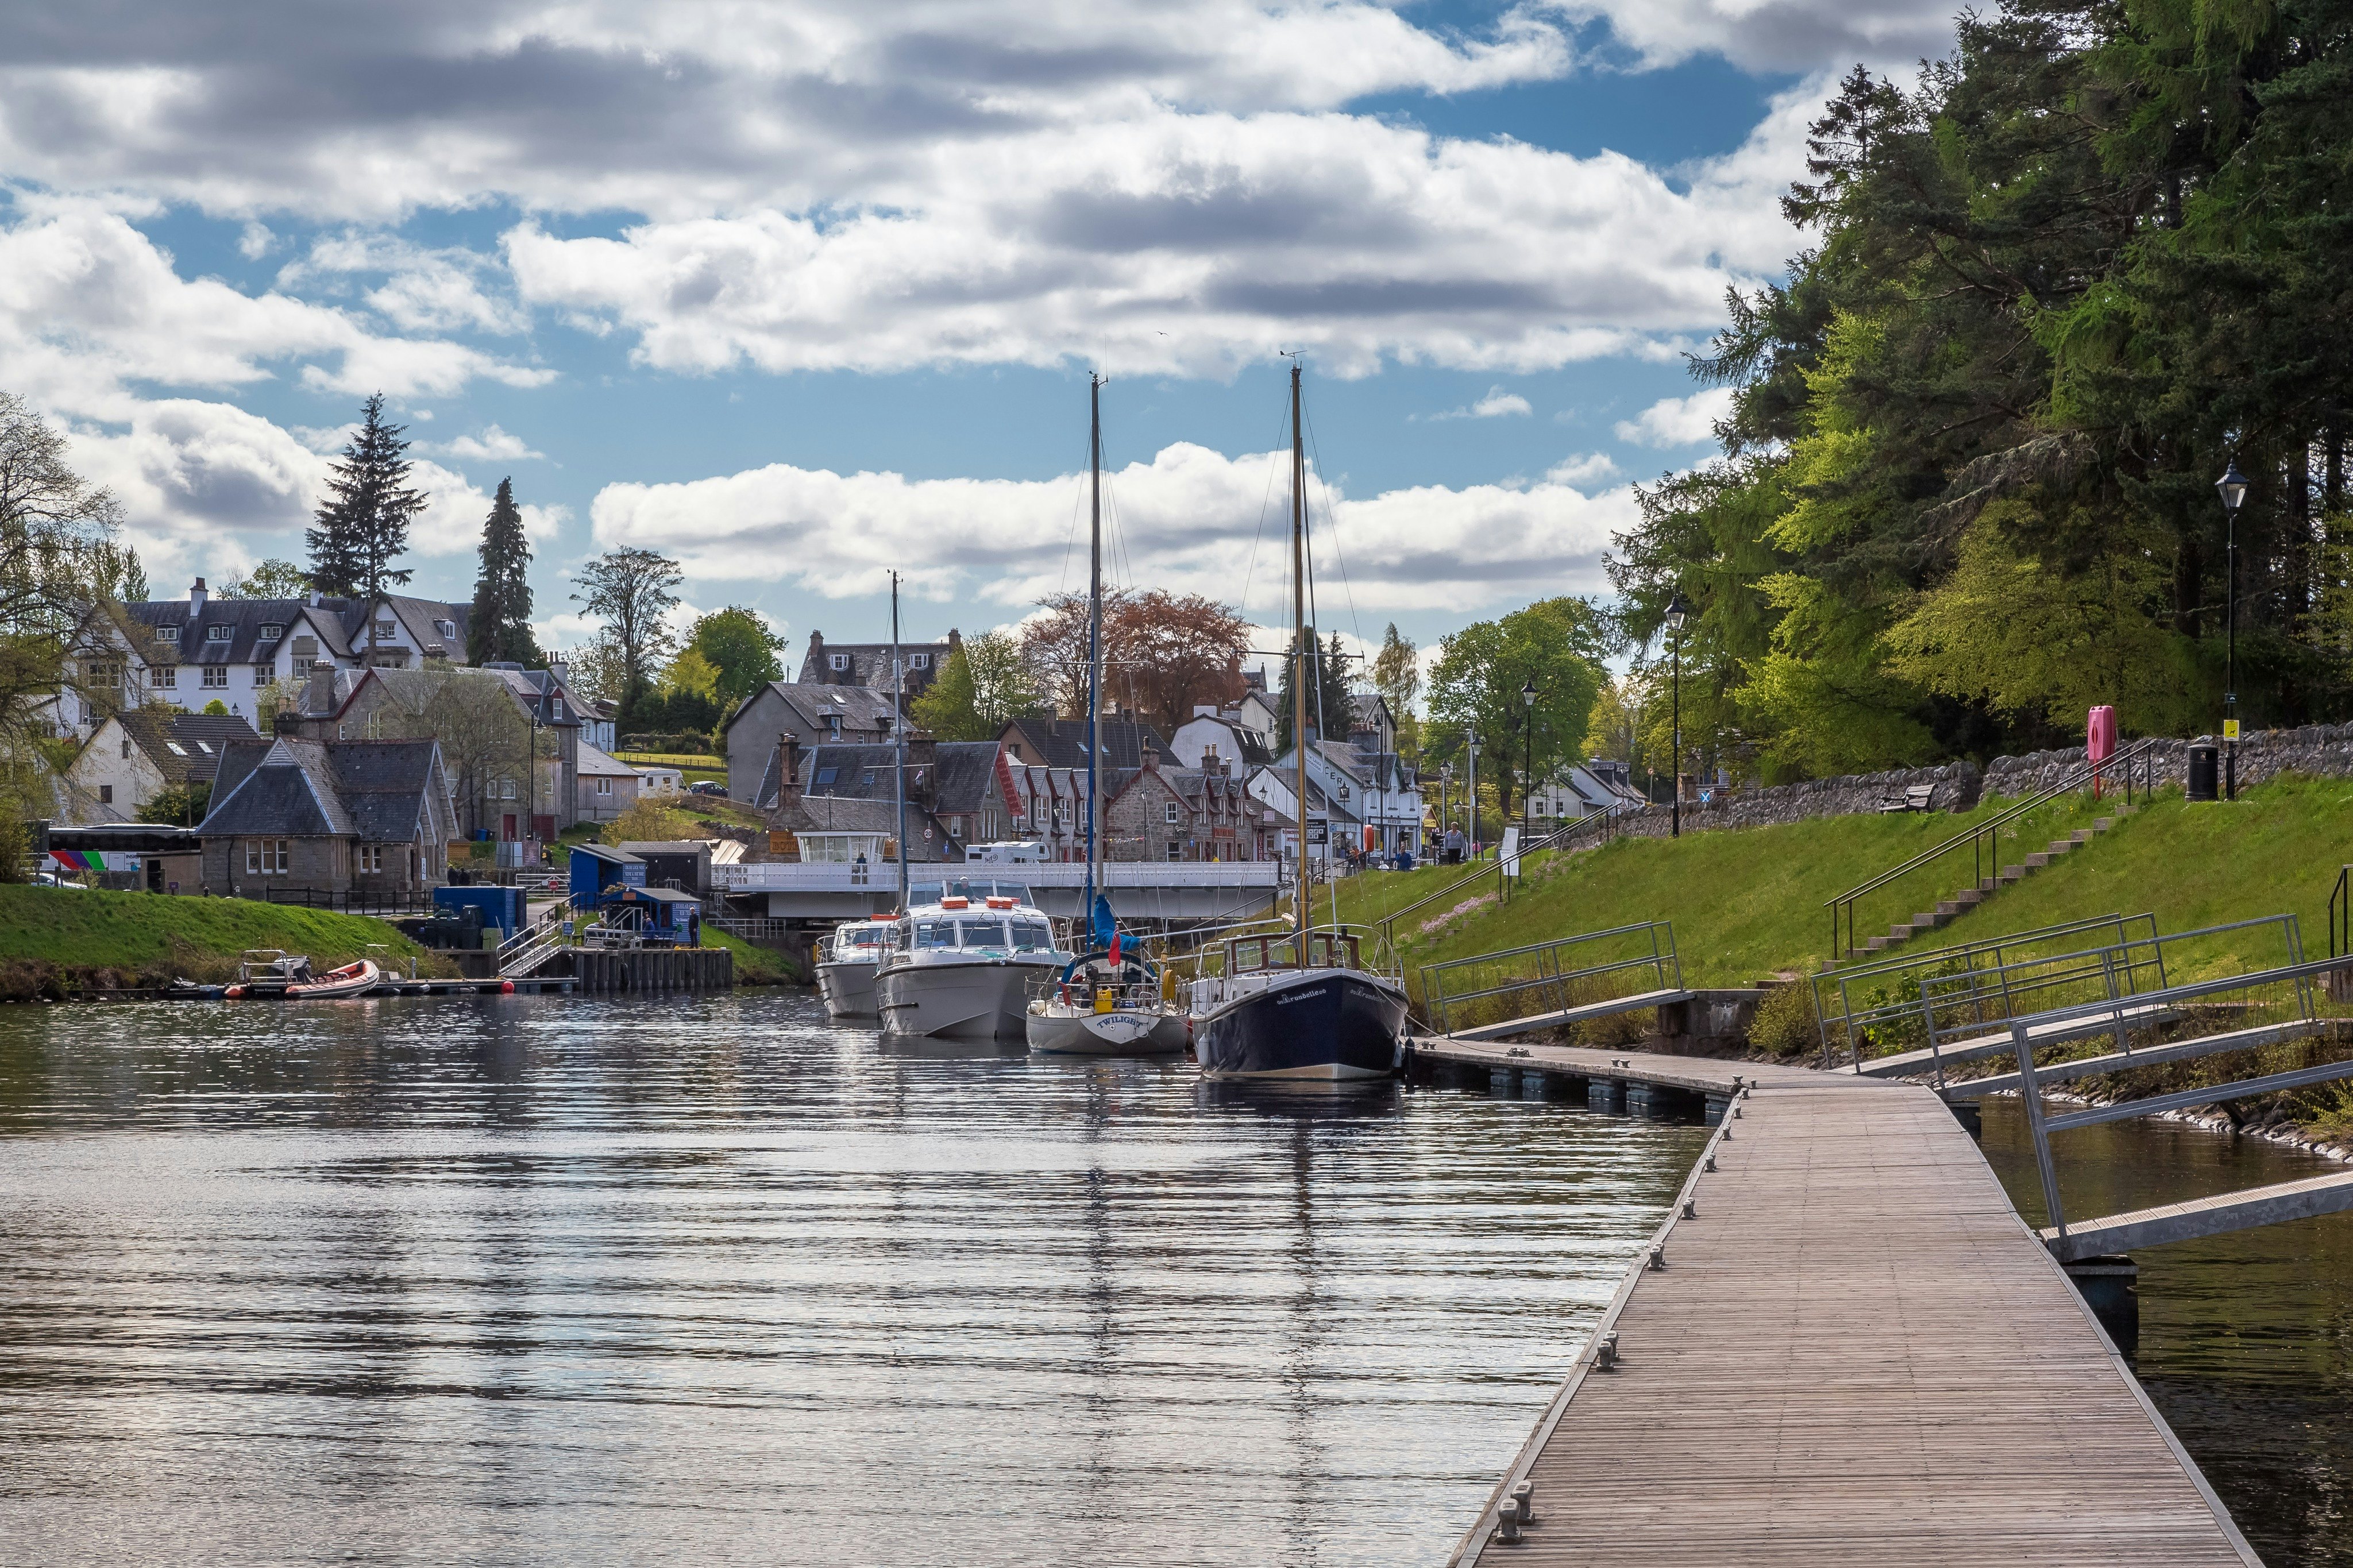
left=1977, top=724, right=2353, bottom=797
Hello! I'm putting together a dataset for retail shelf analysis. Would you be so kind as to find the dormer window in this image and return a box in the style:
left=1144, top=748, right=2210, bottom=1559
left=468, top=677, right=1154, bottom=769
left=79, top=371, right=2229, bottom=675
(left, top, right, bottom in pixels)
left=828, top=653, right=850, bottom=671
left=435, top=619, right=456, bottom=639
left=910, top=651, right=929, bottom=670
left=206, top=625, right=233, bottom=642
left=259, top=624, right=282, bottom=640
left=155, top=625, right=179, bottom=644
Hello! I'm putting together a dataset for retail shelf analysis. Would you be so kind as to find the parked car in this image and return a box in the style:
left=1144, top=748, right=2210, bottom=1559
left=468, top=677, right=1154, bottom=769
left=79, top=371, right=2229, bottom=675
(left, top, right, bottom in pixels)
left=29, top=872, right=88, bottom=890
left=688, top=781, right=726, bottom=797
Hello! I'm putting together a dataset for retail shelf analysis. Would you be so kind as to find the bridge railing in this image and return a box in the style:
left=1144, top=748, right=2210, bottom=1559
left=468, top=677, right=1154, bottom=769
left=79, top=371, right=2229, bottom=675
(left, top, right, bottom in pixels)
left=1810, top=913, right=2157, bottom=1068
left=713, top=860, right=1283, bottom=893
left=1418, top=921, right=1680, bottom=1037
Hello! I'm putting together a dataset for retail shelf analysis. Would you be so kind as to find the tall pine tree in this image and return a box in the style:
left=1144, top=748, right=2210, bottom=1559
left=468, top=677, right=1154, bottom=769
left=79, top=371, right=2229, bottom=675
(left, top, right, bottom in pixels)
left=468, top=477, right=542, bottom=666
left=307, top=393, right=425, bottom=654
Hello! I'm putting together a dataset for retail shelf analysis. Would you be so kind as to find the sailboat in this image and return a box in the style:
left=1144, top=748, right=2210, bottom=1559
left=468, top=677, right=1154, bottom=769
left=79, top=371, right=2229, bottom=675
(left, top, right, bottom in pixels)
left=1027, top=373, right=1189, bottom=1057
left=1189, top=362, right=1411, bottom=1080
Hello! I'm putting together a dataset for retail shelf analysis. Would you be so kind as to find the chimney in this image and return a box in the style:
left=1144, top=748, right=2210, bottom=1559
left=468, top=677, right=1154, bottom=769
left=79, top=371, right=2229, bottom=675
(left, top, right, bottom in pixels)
left=780, top=741, right=804, bottom=809
left=188, top=578, right=207, bottom=617
left=1141, top=742, right=1159, bottom=771
left=1194, top=704, right=1218, bottom=718
left=1200, top=746, right=1218, bottom=772
left=805, top=629, right=827, bottom=682
left=308, top=587, right=323, bottom=608
left=304, top=664, right=335, bottom=719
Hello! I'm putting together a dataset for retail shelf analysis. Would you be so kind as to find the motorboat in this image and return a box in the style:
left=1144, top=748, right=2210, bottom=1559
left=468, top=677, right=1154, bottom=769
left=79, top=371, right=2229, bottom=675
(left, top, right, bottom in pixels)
left=1189, top=364, right=1409, bottom=1082
left=286, top=959, right=382, bottom=999
left=816, top=918, right=894, bottom=1020
left=875, top=882, right=1070, bottom=1041
left=1190, top=926, right=1410, bottom=1081
left=1020, top=374, right=1186, bottom=1060
left=222, top=950, right=313, bottom=1000
left=1027, top=947, right=1190, bottom=1056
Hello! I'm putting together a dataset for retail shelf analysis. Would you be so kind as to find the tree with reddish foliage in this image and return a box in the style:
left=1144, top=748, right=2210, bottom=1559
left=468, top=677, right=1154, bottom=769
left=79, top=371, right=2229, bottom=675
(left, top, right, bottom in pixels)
left=1021, top=589, right=1249, bottom=735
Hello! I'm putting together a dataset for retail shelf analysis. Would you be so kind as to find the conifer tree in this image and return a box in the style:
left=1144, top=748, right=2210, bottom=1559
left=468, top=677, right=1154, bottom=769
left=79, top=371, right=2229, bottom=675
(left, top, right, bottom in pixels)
left=467, top=477, right=542, bottom=666
left=307, top=393, right=425, bottom=654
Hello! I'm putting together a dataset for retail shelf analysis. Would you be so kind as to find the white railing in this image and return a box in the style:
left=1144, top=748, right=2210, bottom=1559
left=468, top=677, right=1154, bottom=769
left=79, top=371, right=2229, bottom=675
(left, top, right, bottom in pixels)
left=713, top=860, right=1282, bottom=893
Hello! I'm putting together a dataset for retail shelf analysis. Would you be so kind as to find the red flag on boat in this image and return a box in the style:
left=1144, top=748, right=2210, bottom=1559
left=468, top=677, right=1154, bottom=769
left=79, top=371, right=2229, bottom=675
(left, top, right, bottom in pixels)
left=1109, top=929, right=1123, bottom=968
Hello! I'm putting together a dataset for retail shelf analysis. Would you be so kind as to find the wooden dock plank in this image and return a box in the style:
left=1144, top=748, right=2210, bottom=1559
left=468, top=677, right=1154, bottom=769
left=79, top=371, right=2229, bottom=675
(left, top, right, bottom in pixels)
left=1432, top=1044, right=2256, bottom=1566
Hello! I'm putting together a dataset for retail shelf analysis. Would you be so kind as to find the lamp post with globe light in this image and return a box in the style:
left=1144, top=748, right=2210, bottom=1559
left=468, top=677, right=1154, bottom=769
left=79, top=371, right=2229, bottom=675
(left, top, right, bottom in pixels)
left=2216, top=460, right=2248, bottom=801
left=1665, top=590, right=1691, bottom=838
left=1521, top=677, right=1538, bottom=842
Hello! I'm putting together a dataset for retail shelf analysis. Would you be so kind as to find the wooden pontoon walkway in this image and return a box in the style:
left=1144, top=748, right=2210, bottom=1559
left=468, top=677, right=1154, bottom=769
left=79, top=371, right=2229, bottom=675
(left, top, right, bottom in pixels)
left=1417, top=1037, right=2258, bottom=1566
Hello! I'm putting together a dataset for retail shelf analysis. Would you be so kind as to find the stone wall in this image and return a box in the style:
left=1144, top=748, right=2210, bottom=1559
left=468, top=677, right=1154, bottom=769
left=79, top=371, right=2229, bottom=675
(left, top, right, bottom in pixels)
left=1588, top=722, right=2353, bottom=847
left=1604, top=759, right=1983, bottom=841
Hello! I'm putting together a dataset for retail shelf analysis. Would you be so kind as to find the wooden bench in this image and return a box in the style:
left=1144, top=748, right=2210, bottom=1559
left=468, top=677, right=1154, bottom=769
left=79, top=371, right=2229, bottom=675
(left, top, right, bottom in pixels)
left=1878, top=783, right=1937, bottom=813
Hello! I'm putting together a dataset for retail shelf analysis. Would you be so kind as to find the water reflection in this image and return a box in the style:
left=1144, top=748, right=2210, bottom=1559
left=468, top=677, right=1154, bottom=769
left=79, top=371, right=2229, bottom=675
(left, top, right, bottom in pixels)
left=1980, top=1100, right=2353, bottom=1567
left=0, top=992, right=1702, bottom=1566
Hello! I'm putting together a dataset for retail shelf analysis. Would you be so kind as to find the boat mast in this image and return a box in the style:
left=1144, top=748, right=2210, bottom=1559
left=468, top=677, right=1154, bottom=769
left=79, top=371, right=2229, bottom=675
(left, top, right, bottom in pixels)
left=892, top=570, right=908, bottom=912
left=1290, top=360, right=1310, bottom=968
left=1087, top=373, right=1104, bottom=939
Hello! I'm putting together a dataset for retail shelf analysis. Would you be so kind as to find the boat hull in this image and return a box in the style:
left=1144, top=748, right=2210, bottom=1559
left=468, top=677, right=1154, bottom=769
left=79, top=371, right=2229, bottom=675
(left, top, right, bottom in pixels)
left=1194, top=968, right=1409, bottom=1081
left=816, top=959, right=880, bottom=1020
left=1027, top=1005, right=1189, bottom=1056
left=878, top=956, right=1060, bottom=1041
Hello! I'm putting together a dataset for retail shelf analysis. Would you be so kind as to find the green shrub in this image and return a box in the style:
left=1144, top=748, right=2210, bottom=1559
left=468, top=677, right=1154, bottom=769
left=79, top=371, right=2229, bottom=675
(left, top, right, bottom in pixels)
left=1749, top=980, right=1822, bottom=1059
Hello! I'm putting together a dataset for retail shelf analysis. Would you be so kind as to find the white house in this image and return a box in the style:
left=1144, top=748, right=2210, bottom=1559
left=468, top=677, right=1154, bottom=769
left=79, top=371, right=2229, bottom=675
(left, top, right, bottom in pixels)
left=56, top=710, right=261, bottom=825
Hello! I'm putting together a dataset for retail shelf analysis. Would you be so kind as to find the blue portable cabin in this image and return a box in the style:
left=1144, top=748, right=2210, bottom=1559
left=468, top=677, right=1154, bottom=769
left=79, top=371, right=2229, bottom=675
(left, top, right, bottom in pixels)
left=602, top=885, right=703, bottom=947
left=568, top=842, right=646, bottom=910
left=432, top=883, right=526, bottom=934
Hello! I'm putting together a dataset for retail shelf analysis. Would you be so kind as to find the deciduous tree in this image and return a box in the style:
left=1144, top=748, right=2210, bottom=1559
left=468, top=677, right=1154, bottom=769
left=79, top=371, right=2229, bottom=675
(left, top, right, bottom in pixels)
left=571, top=547, right=681, bottom=728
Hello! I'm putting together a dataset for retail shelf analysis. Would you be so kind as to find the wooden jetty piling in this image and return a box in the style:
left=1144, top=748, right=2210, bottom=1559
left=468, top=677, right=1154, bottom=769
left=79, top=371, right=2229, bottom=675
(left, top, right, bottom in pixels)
left=1419, top=1037, right=2260, bottom=1567
left=568, top=947, right=733, bottom=997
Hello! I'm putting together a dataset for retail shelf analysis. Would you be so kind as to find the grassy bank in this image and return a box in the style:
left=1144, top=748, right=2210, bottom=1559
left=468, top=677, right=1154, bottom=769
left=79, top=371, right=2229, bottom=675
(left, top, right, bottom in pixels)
left=0, top=885, right=436, bottom=997
left=705, top=928, right=804, bottom=986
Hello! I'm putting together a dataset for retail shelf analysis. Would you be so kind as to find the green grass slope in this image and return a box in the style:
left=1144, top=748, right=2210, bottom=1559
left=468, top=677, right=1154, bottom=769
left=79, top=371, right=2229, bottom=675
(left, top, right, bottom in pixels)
left=0, top=885, right=430, bottom=984
left=1329, top=774, right=2343, bottom=990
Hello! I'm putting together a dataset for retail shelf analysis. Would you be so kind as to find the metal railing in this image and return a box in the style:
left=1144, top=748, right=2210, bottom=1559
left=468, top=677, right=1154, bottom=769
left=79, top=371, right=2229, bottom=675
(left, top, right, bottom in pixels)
left=260, top=887, right=436, bottom=916
left=1824, top=736, right=2163, bottom=959
left=1378, top=808, right=1619, bottom=945
left=2332, top=866, right=2351, bottom=960
left=1992, top=947, right=2348, bottom=1252
left=1418, top=921, right=1681, bottom=1037
left=496, top=904, right=570, bottom=976
left=1811, top=913, right=2160, bottom=1071
left=1831, top=913, right=2310, bottom=1076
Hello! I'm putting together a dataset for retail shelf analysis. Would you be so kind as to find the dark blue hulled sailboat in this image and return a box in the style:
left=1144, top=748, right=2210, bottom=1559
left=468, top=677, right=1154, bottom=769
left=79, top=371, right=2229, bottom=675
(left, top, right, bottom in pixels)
left=1191, top=364, right=1409, bottom=1082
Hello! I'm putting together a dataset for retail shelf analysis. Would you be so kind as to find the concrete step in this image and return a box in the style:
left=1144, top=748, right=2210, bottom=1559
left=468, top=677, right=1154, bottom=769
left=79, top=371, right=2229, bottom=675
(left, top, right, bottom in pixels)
left=1863, top=935, right=1895, bottom=952
left=2067, top=828, right=2094, bottom=845
left=2024, top=852, right=2054, bottom=869
left=1999, top=866, right=2027, bottom=885
left=1912, top=912, right=1946, bottom=929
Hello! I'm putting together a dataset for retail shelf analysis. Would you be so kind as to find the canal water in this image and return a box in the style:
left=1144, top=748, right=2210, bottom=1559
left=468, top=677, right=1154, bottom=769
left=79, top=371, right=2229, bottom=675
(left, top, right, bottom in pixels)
left=1979, top=1100, right=2353, bottom=1566
left=0, top=991, right=1703, bottom=1566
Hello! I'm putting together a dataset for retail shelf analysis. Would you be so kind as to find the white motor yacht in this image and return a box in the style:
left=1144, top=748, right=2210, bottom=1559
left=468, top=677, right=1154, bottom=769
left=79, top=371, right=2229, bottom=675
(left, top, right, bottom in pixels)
left=815, top=918, right=894, bottom=1020
left=875, top=880, right=1070, bottom=1041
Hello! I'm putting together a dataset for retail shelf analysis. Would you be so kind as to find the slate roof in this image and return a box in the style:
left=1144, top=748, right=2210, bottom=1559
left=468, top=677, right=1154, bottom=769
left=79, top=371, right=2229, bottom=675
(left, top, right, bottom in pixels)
left=119, top=597, right=354, bottom=667
left=998, top=717, right=1171, bottom=770
left=201, top=737, right=448, bottom=842
left=789, top=741, right=1001, bottom=812
left=722, top=679, right=901, bottom=740
left=114, top=710, right=261, bottom=786
left=796, top=631, right=955, bottom=693
left=361, top=595, right=470, bottom=659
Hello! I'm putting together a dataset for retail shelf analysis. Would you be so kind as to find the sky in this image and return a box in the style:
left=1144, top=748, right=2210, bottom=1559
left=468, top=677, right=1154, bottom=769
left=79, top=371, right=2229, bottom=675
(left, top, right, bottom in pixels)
left=1, top=0, right=1963, bottom=674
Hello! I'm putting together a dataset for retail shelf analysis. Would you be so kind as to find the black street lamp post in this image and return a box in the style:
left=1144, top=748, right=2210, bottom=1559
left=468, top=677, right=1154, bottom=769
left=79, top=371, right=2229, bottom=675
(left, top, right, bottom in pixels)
left=1521, top=677, right=1537, bottom=842
left=1665, top=590, right=1690, bottom=837
left=2216, top=461, right=2248, bottom=801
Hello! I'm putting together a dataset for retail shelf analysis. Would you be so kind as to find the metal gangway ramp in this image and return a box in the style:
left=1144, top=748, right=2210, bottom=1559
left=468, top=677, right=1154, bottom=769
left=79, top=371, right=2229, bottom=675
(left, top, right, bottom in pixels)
left=1419, top=921, right=1689, bottom=1041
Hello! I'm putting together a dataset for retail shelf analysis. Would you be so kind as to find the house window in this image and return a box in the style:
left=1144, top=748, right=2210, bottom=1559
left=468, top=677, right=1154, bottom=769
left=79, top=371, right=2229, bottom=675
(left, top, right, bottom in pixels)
left=153, top=665, right=176, bottom=688
left=358, top=844, right=383, bottom=874
left=374, top=620, right=397, bottom=642
left=202, top=666, right=228, bottom=688
left=827, top=715, right=842, bottom=737
left=244, top=839, right=289, bottom=875
left=259, top=624, right=283, bottom=640
left=206, top=625, right=233, bottom=642
left=155, top=625, right=179, bottom=644
left=815, top=767, right=838, bottom=786
left=119, top=737, right=131, bottom=759
left=500, top=779, right=518, bottom=800
left=910, top=651, right=929, bottom=670
left=98, top=785, right=113, bottom=804
left=254, top=663, right=273, bottom=680
left=434, top=620, right=456, bottom=639
left=596, top=777, right=612, bottom=796
left=1164, top=803, right=1179, bottom=824
left=85, top=661, right=121, bottom=686
left=828, top=653, right=850, bottom=671
left=291, top=658, right=314, bottom=677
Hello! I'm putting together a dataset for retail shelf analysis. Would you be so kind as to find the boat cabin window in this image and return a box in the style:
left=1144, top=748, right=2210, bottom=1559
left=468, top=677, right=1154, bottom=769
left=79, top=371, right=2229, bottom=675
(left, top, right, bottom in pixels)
left=837, top=926, right=887, bottom=952
left=1008, top=920, right=1054, bottom=951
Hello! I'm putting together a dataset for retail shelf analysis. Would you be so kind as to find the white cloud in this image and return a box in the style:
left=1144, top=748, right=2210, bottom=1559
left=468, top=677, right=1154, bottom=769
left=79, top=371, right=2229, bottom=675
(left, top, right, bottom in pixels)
left=237, top=220, right=273, bottom=260
left=1547, top=0, right=1961, bottom=70
left=1428, top=385, right=1535, bottom=421
left=426, top=424, right=545, bottom=463
left=588, top=439, right=1634, bottom=616
left=1614, top=386, right=1735, bottom=446
left=1545, top=451, right=1620, bottom=485
left=279, top=233, right=531, bottom=335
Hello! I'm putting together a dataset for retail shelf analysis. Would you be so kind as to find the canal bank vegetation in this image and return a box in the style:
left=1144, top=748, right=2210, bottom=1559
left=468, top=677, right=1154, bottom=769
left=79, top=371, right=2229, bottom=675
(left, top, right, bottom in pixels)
left=704, top=928, right=802, bottom=986
left=0, top=885, right=442, bottom=999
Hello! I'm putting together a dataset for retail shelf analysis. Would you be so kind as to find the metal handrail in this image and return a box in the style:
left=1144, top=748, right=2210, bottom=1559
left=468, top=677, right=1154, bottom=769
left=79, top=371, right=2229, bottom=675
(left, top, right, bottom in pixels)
left=1810, top=913, right=2157, bottom=1068
left=1824, top=736, right=2163, bottom=959
left=1378, top=808, right=1617, bottom=943
left=1837, top=912, right=2309, bottom=1072
left=2332, top=866, right=2351, bottom=961
left=1418, top=920, right=1680, bottom=1036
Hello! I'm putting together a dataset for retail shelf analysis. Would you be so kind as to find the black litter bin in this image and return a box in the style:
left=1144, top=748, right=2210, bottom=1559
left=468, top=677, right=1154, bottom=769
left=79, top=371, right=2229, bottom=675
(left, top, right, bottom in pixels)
left=2186, top=740, right=2219, bottom=801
